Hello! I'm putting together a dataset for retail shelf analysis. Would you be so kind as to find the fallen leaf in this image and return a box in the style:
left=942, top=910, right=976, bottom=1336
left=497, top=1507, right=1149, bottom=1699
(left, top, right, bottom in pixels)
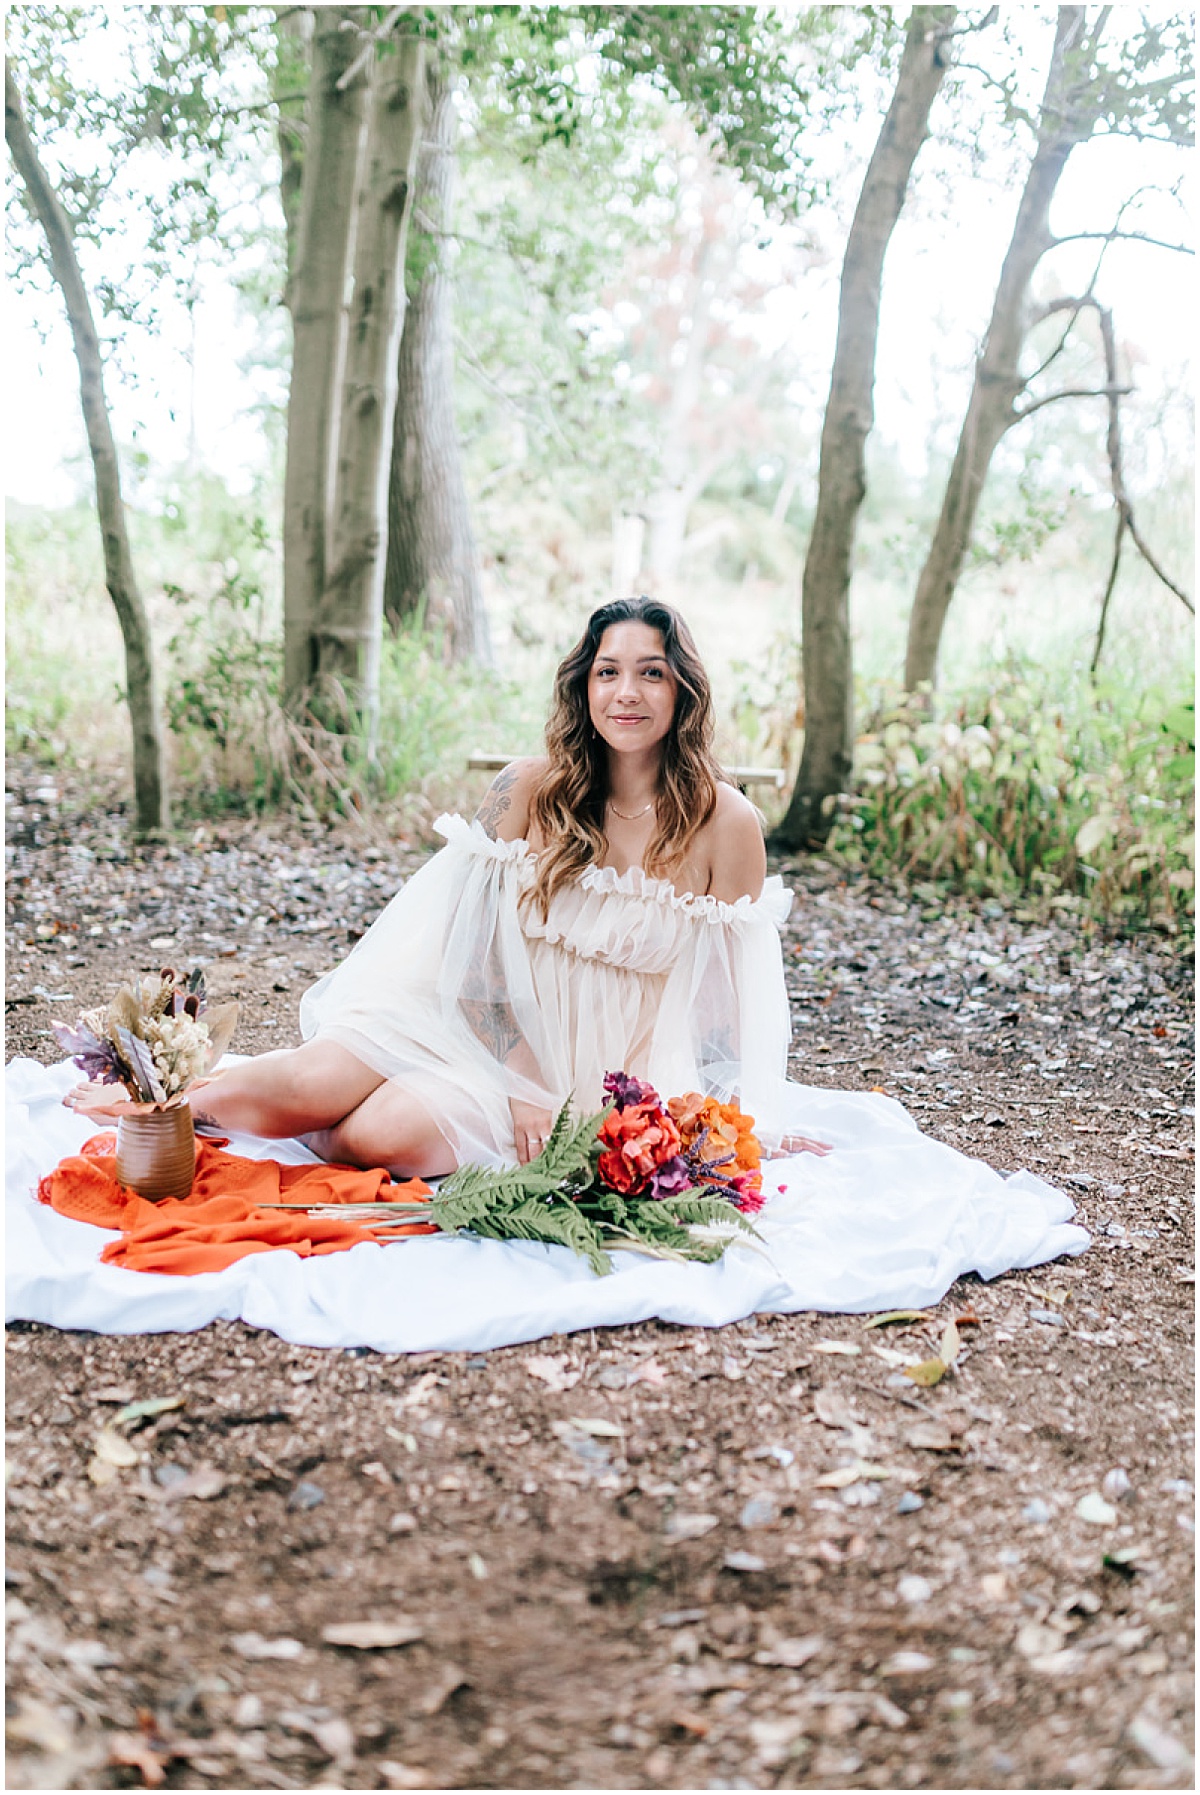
left=397, top=1372, right=441, bottom=1410
left=813, top=1340, right=862, bottom=1357
left=880, top=1651, right=933, bottom=1676
left=723, top=1550, right=766, bottom=1573
left=863, top=1310, right=931, bottom=1330
left=665, top=1512, right=719, bottom=1541
left=1016, top=1621, right=1064, bottom=1659
left=627, top=1358, right=668, bottom=1388
left=107, top=1731, right=167, bottom=1788
left=113, top=1396, right=185, bottom=1428
left=566, top=1416, right=624, bottom=1438
left=905, top=1420, right=956, bottom=1452
left=523, top=1354, right=579, bottom=1393
left=1127, top=1714, right=1194, bottom=1773
left=174, top=1462, right=229, bottom=1501
left=869, top=1344, right=911, bottom=1367
left=321, top=1621, right=423, bottom=1651
left=954, top=1309, right=981, bottom=1328
left=93, top=1427, right=139, bottom=1468
left=815, top=1460, right=894, bottom=1487
left=940, top=1319, right=962, bottom=1366
left=812, top=1388, right=861, bottom=1430
left=753, top=1634, right=823, bottom=1669
left=6, top=1697, right=74, bottom=1753
left=232, top=1632, right=306, bottom=1660
left=418, top=1663, right=468, bottom=1715
left=310, top=1718, right=356, bottom=1762
left=904, top=1358, right=947, bottom=1388
left=1076, top=1492, right=1118, bottom=1526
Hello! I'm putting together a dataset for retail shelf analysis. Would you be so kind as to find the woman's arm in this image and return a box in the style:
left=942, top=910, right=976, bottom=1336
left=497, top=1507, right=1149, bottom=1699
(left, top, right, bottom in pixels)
left=706, top=783, right=768, bottom=903
left=473, top=757, right=548, bottom=842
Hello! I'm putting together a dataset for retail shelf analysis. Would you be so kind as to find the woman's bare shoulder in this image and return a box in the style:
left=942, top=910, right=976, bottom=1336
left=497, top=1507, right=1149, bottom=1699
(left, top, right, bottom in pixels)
left=473, top=757, right=550, bottom=841
left=705, top=780, right=767, bottom=902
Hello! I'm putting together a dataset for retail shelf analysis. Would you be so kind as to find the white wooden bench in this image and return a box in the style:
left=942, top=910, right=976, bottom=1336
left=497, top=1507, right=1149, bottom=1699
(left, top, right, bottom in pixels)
left=467, top=753, right=785, bottom=791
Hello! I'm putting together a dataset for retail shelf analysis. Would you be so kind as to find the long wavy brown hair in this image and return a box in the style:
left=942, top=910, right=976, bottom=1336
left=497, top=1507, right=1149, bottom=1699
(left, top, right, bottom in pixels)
left=529, top=598, right=724, bottom=915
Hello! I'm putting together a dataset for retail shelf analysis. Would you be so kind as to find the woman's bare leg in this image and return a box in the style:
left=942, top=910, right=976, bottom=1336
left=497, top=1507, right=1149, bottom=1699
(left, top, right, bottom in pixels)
left=61, top=1041, right=388, bottom=1140
left=306, top=1081, right=458, bottom=1180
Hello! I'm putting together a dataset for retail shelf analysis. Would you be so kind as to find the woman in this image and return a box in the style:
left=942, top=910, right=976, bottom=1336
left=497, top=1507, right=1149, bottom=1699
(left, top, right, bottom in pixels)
left=69, top=599, right=828, bottom=1174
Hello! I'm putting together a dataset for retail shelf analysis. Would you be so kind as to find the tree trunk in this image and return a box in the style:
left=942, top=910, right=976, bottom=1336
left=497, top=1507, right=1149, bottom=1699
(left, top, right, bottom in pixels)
left=773, top=7, right=955, bottom=850
left=902, top=6, right=1089, bottom=692
left=5, top=65, right=169, bottom=836
left=316, top=29, right=426, bottom=739
left=281, top=6, right=371, bottom=706
left=274, top=7, right=313, bottom=305
left=383, top=58, right=490, bottom=661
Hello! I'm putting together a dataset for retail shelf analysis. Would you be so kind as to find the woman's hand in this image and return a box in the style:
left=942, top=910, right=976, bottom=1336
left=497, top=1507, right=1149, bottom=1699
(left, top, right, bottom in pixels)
left=510, top=1100, right=556, bottom=1165
left=774, top=1132, right=833, bottom=1158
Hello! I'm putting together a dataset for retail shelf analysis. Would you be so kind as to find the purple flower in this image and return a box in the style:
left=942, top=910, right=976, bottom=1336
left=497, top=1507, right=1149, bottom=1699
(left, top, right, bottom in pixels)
left=51, top=1020, right=123, bottom=1085
left=649, top=1155, right=693, bottom=1201
left=603, top=1070, right=658, bottom=1112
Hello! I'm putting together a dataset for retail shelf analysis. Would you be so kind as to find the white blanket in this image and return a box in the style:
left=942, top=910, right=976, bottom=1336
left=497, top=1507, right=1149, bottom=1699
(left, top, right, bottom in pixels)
left=5, top=1057, right=1089, bottom=1352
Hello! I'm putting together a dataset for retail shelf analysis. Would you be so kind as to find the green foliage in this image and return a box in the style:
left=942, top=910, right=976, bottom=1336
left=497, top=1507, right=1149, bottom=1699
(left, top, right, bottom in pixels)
left=831, top=667, right=1195, bottom=933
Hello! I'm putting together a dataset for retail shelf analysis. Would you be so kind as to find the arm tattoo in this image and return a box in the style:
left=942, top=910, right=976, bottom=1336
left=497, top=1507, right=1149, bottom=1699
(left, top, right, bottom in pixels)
left=474, top=764, right=522, bottom=839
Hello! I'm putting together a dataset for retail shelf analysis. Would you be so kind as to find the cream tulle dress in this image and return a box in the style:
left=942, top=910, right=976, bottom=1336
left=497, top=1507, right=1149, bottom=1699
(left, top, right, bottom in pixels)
left=299, top=814, right=798, bottom=1165
left=296, top=817, right=1088, bottom=1310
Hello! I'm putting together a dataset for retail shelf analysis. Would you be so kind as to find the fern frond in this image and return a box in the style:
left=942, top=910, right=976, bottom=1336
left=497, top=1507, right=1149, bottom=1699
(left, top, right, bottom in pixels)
left=463, top=1192, right=612, bottom=1276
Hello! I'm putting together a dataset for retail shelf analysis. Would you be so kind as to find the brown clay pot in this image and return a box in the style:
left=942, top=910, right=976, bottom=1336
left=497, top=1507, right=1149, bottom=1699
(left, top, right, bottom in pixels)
left=115, top=1105, right=196, bottom=1203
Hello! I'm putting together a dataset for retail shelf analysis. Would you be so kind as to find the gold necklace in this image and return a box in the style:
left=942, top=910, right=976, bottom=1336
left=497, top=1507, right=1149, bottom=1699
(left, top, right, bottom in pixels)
left=607, top=798, right=655, bottom=821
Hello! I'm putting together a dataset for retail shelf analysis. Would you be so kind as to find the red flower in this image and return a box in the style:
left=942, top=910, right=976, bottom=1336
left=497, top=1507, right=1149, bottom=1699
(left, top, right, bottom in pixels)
left=597, top=1099, right=683, bottom=1197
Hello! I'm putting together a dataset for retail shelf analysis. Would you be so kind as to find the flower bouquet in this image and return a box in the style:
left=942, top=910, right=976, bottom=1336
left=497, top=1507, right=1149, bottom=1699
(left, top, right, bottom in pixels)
left=53, top=969, right=238, bottom=1202
left=302, top=1071, right=768, bottom=1276
left=53, top=968, right=239, bottom=1111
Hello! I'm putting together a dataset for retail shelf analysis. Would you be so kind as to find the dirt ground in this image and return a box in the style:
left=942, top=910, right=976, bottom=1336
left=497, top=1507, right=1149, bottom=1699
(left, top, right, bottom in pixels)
left=4, top=760, right=1195, bottom=1793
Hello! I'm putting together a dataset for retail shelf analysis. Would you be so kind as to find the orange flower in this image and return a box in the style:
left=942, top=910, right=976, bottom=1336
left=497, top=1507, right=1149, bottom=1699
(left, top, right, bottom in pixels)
left=667, top=1093, right=761, bottom=1175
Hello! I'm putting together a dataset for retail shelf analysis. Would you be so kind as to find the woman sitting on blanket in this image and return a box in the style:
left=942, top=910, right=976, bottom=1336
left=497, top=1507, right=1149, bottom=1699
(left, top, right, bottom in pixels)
left=69, top=598, right=829, bottom=1176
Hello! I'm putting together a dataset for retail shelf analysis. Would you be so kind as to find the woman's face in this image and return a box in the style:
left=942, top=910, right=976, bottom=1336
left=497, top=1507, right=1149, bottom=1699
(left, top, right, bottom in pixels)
left=587, top=621, right=678, bottom=757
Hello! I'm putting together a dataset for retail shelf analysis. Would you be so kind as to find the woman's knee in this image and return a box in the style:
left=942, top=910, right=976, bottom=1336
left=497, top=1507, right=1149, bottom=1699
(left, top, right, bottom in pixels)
left=320, top=1087, right=456, bottom=1179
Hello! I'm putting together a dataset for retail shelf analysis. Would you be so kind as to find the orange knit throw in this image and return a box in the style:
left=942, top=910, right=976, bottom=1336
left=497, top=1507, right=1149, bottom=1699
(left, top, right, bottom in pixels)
left=36, top=1133, right=436, bottom=1276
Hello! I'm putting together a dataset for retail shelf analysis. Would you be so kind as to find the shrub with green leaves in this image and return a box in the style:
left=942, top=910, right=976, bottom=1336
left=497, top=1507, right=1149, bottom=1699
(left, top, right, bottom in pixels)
left=831, top=672, right=1194, bottom=933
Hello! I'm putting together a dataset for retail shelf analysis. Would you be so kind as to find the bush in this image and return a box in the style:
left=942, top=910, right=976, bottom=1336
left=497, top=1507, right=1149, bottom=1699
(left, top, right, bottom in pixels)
left=829, top=668, right=1194, bottom=933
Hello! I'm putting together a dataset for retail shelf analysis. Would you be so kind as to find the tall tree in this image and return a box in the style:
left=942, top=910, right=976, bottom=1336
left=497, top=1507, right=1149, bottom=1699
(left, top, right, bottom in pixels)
left=384, top=50, right=490, bottom=661
left=903, top=6, right=1194, bottom=692
left=772, top=7, right=956, bottom=850
left=281, top=6, right=372, bottom=705
left=5, top=65, right=168, bottom=835
left=313, top=25, right=425, bottom=738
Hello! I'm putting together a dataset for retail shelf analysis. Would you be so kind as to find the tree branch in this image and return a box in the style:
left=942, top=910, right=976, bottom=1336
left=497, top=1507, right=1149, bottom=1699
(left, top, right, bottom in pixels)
left=1012, top=382, right=1131, bottom=422
left=335, top=5, right=424, bottom=93
left=1052, top=228, right=1193, bottom=255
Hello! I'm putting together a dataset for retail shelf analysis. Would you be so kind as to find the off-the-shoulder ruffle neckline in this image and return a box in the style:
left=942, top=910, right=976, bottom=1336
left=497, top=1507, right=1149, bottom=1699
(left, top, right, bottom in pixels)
left=434, top=813, right=792, bottom=926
